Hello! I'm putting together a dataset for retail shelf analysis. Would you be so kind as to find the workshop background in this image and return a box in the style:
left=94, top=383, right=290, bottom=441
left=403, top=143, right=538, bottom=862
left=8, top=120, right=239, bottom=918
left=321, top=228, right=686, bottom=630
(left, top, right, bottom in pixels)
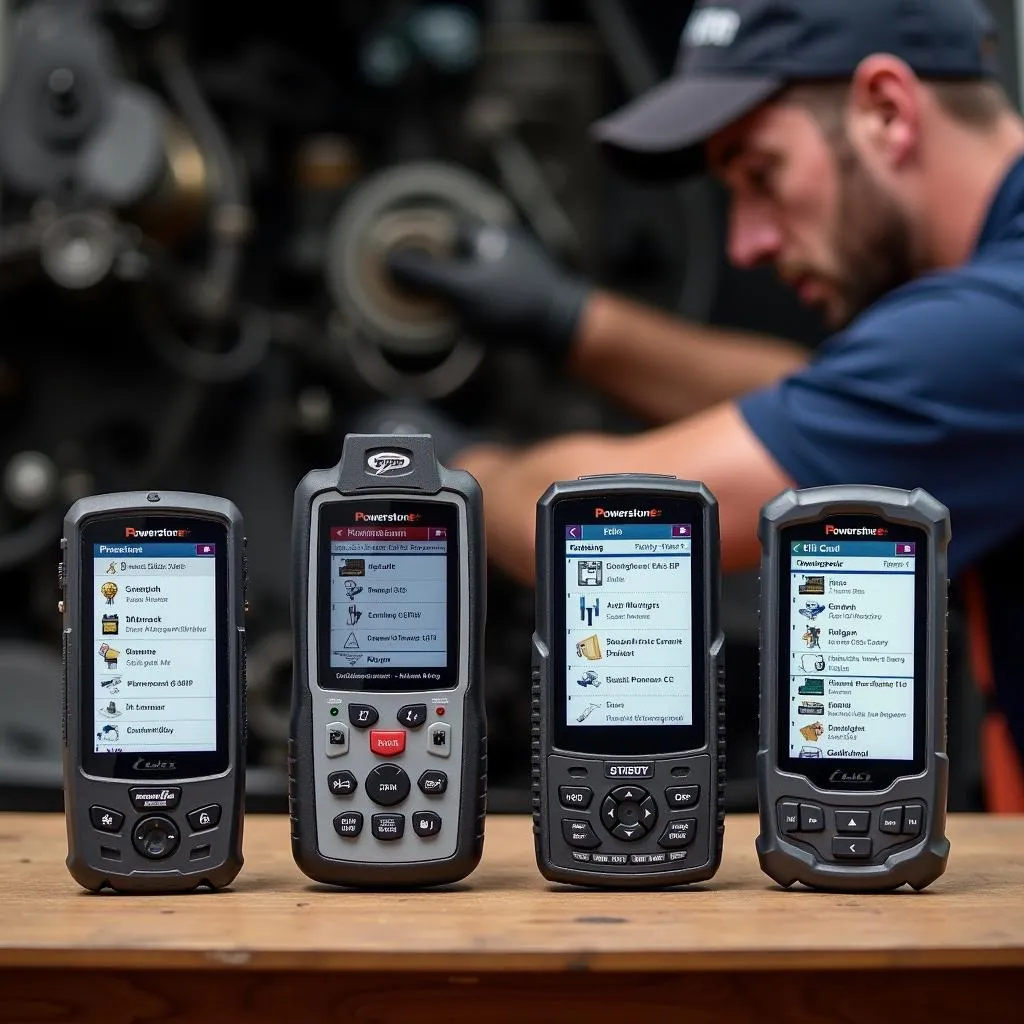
left=1, top=0, right=1018, bottom=814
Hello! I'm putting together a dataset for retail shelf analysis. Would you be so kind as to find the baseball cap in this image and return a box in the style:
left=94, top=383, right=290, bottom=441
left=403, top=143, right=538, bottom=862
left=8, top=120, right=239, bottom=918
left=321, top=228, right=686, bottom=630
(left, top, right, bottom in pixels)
left=593, top=0, right=999, bottom=181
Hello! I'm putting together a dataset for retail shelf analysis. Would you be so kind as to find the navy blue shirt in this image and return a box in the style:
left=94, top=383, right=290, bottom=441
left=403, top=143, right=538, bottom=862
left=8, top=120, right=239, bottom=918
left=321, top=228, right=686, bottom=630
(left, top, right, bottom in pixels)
left=739, top=152, right=1024, bottom=765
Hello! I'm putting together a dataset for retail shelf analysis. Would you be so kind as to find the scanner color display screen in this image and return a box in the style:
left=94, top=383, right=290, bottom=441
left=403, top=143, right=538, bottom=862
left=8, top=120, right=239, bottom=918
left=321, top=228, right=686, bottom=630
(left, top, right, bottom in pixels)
left=92, top=541, right=218, bottom=754
left=318, top=500, right=460, bottom=690
left=785, top=536, right=917, bottom=761
left=562, top=523, right=694, bottom=729
left=551, top=494, right=709, bottom=758
left=777, top=515, right=929, bottom=787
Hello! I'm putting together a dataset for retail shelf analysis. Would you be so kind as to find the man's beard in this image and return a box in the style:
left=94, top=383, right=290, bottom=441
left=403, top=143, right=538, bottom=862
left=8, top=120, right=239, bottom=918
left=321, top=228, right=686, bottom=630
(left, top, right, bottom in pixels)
left=829, top=141, right=917, bottom=328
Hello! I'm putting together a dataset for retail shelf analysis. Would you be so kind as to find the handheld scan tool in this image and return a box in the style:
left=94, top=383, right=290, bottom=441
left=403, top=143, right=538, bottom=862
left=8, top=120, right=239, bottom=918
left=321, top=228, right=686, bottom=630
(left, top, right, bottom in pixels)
left=533, top=475, right=725, bottom=887
left=289, top=435, right=485, bottom=886
left=61, top=492, right=246, bottom=892
left=756, top=486, right=950, bottom=892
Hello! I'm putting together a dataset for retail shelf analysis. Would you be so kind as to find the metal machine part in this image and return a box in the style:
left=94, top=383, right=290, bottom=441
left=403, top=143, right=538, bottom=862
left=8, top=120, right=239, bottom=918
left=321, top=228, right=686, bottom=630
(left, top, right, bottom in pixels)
left=583, top=0, right=719, bottom=324
left=0, top=448, right=69, bottom=574
left=361, top=4, right=481, bottom=87
left=0, top=4, right=207, bottom=248
left=287, top=135, right=363, bottom=277
left=325, top=161, right=514, bottom=397
left=468, top=22, right=603, bottom=268
left=4, top=450, right=58, bottom=512
left=38, top=210, right=122, bottom=290
left=0, top=3, right=116, bottom=199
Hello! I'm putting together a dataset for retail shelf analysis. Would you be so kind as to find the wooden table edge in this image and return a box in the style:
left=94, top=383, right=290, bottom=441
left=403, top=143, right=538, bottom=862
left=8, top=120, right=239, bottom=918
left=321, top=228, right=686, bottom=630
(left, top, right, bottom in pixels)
left=1, top=948, right=1023, bottom=973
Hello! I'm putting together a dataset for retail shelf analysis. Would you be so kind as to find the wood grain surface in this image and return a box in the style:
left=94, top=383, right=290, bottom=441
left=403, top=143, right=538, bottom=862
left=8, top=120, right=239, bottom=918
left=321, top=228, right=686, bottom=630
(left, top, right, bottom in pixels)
left=2, top=968, right=1022, bottom=1024
left=2, top=813, right=1023, bottom=974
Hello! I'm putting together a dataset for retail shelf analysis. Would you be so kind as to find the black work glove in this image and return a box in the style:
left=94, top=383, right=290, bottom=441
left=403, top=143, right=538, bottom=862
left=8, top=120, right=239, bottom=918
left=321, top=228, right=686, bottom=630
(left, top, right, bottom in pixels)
left=350, top=401, right=484, bottom=466
left=386, top=223, right=590, bottom=364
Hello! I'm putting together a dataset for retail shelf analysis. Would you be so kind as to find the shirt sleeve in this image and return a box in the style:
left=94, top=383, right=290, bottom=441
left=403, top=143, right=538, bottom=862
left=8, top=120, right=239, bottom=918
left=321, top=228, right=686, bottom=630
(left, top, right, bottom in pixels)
left=736, top=282, right=1024, bottom=577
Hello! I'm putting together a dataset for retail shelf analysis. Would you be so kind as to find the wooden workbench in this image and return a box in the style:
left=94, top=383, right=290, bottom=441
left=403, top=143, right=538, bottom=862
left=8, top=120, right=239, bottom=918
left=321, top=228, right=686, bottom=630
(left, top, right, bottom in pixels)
left=1, top=813, right=1022, bottom=1023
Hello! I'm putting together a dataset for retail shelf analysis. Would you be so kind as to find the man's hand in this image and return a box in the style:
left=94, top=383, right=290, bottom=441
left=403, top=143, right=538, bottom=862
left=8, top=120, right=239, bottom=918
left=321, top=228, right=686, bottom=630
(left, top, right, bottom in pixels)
left=386, top=223, right=591, bottom=363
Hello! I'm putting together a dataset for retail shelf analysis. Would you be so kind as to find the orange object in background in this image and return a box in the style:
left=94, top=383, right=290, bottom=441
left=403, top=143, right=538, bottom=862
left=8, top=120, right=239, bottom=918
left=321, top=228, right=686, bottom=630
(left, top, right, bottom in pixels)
left=963, top=571, right=1024, bottom=812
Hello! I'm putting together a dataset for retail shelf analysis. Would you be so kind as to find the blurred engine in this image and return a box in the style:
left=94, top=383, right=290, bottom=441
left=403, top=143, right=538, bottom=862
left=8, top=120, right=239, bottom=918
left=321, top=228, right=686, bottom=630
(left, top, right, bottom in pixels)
left=0, top=0, right=826, bottom=810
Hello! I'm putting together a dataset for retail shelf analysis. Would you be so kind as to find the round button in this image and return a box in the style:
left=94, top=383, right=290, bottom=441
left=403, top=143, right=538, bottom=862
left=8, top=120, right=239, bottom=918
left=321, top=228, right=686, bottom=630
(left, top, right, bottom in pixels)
left=131, top=815, right=180, bottom=860
left=600, top=785, right=657, bottom=839
left=365, top=763, right=411, bottom=807
left=616, top=801, right=642, bottom=827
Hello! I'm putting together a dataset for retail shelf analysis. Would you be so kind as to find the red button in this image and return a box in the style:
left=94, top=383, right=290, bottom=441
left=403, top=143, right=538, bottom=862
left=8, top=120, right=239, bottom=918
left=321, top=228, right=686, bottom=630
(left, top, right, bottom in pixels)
left=370, top=730, right=406, bottom=757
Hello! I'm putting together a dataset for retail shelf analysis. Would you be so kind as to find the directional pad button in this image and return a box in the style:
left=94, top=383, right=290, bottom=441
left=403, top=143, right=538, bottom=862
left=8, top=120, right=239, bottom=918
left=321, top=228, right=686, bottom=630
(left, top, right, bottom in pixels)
left=610, top=785, right=649, bottom=804
left=601, top=796, right=618, bottom=828
left=612, top=822, right=646, bottom=842
left=601, top=784, right=656, bottom=840
left=639, top=796, right=659, bottom=829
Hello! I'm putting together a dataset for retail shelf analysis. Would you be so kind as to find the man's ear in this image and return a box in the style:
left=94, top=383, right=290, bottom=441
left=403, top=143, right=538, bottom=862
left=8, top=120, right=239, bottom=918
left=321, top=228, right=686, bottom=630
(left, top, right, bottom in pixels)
left=847, top=55, right=921, bottom=166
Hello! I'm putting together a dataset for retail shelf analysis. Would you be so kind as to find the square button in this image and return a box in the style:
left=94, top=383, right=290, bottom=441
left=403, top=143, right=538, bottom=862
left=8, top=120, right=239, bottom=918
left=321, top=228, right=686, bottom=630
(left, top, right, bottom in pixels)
left=835, top=810, right=870, bottom=834
left=348, top=704, right=379, bottom=728
left=778, top=800, right=800, bottom=833
left=832, top=837, right=872, bottom=859
left=799, top=803, right=824, bottom=831
left=371, top=813, right=405, bottom=841
left=333, top=811, right=363, bottom=837
left=427, top=722, right=452, bottom=758
left=665, top=785, right=700, bottom=809
left=879, top=806, right=903, bottom=834
left=902, top=803, right=924, bottom=836
left=89, top=806, right=124, bottom=833
left=558, top=786, right=593, bottom=810
left=186, top=804, right=221, bottom=831
left=397, top=704, right=427, bottom=729
left=369, top=730, right=406, bottom=757
left=412, top=811, right=442, bottom=837
left=326, top=722, right=349, bottom=757
left=328, top=770, right=357, bottom=796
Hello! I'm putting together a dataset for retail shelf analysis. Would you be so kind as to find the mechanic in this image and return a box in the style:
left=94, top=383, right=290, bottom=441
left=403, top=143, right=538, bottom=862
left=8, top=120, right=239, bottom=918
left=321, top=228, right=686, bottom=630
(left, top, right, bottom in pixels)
left=387, top=0, right=1024, bottom=811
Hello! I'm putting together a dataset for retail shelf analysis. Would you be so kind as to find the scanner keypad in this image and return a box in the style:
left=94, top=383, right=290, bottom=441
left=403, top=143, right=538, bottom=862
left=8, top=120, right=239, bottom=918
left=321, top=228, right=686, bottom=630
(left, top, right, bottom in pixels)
left=778, top=798, right=928, bottom=863
left=550, top=753, right=713, bottom=873
left=315, top=698, right=462, bottom=862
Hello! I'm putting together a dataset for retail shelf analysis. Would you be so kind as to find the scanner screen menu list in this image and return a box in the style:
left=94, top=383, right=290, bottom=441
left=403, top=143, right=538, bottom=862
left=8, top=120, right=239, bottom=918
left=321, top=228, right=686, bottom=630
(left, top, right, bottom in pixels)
left=329, top=525, right=450, bottom=672
left=92, top=542, right=218, bottom=753
left=563, top=523, right=693, bottom=728
left=786, top=539, right=917, bottom=762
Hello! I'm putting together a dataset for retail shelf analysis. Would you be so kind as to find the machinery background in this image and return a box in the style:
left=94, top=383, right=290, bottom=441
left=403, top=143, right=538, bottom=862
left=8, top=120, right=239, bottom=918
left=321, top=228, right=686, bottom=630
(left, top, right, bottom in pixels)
left=0, top=0, right=1006, bottom=812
